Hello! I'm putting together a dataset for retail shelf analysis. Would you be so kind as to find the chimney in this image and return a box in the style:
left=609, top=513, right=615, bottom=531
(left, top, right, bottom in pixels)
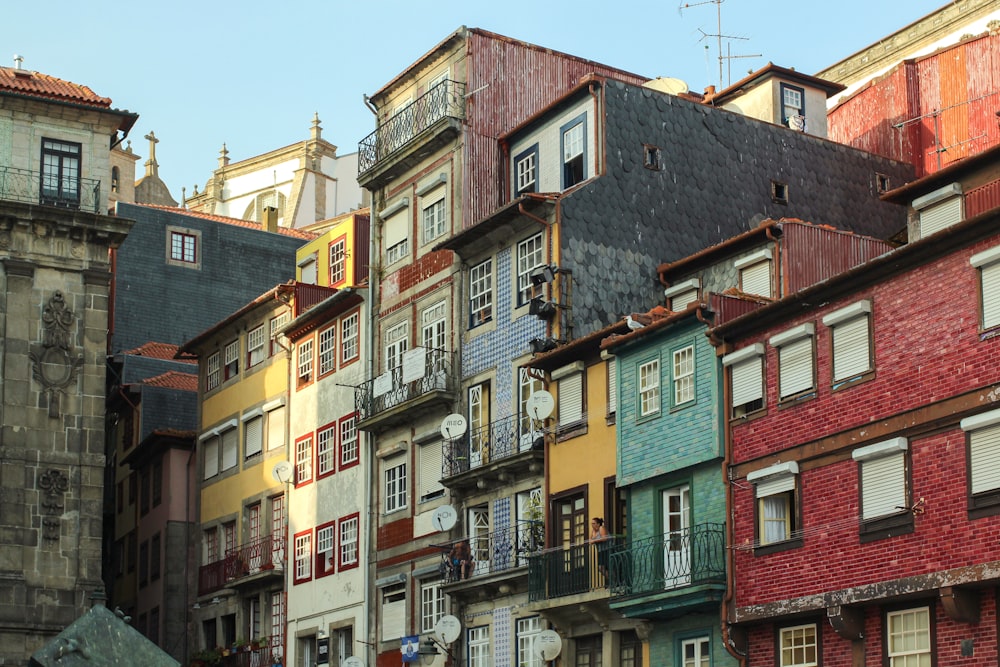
left=263, top=206, right=278, bottom=233
left=13, top=54, right=23, bottom=70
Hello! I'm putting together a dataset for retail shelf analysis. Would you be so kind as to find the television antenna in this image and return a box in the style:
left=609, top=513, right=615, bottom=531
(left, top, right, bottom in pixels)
left=679, top=0, right=760, bottom=89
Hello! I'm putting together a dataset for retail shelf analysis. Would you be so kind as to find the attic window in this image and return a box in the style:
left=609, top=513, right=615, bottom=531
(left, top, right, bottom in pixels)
left=771, top=181, right=789, bottom=205
left=876, top=173, right=890, bottom=194
left=643, top=144, right=661, bottom=170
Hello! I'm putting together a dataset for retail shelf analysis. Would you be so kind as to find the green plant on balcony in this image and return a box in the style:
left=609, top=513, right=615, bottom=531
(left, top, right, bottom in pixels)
left=190, top=647, right=221, bottom=666
left=251, top=635, right=269, bottom=650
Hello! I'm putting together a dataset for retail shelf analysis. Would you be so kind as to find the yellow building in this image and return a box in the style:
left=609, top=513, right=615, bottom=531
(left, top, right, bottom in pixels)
left=295, top=209, right=371, bottom=288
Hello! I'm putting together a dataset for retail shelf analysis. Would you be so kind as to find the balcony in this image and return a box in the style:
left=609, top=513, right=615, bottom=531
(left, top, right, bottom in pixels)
left=225, top=532, right=285, bottom=588
left=0, top=166, right=102, bottom=213
left=528, top=537, right=623, bottom=602
left=198, top=557, right=232, bottom=597
left=356, top=348, right=457, bottom=431
left=441, top=414, right=545, bottom=491
left=440, top=520, right=543, bottom=600
left=357, top=79, right=466, bottom=189
left=609, top=523, right=727, bottom=619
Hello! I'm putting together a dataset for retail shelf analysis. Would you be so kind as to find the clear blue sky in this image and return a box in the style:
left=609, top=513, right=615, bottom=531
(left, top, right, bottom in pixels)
left=7, top=0, right=948, bottom=201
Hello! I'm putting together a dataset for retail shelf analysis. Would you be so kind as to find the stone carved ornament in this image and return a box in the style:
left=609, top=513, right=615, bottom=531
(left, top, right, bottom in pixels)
left=29, top=291, right=83, bottom=418
left=38, top=468, right=69, bottom=541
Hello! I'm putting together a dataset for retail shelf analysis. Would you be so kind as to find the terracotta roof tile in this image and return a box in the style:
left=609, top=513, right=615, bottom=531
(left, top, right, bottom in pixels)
left=141, top=371, right=198, bottom=392
left=122, top=341, right=196, bottom=363
left=135, top=204, right=318, bottom=241
left=0, top=66, right=113, bottom=108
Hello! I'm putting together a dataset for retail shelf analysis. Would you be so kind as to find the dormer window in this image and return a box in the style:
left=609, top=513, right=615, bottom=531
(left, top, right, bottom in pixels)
left=514, top=145, right=538, bottom=195
left=561, top=115, right=587, bottom=189
left=780, top=83, right=805, bottom=128
left=735, top=249, right=774, bottom=298
left=663, top=278, right=700, bottom=311
left=913, top=183, right=963, bottom=239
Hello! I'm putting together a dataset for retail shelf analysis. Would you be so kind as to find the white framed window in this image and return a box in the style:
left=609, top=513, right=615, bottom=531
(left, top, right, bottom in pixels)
left=381, top=583, right=406, bottom=642
left=316, top=524, right=334, bottom=572
left=682, top=637, right=711, bottom=667
left=516, top=617, right=542, bottom=667
left=469, top=259, right=493, bottom=327
left=518, top=367, right=545, bottom=439
left=638, top=359, right=660, bottom=417
left=664, top=278, right=700, bottom=312
left=384, top=321, right=408, bottom=372
left=779, top=624, right=817, bottom=667
left=270, top=313, right=289, bottom=356
left=340, top=416, right=359, bottom=468
left=419, top=442, right=444, bottom=501
left=914, top=183, right=963, bottom=238
left=853, top=437, right=908, bottom=521
left=319, top=325, right=337, bottom=376
left=297, top=339, right=314, bottom=385
left=339, top=515, right=359, bottom=568
left=561, top=117, right=586, bottom=188
left=170, top=231, right=197, bottom=263
left=329, top=238, right=346, bottom=285
left=516, top=233, right=545, bottom=306
left=299, top=257, right=317, bottom=284
left=822, top=300, right=873, bottom=384
left=723, top=344, right=765, bottom=418
left=515, top=146, right=538, bottom=195
left=420, top=581, right=447, bottom=633
left=673, top=345, right=694, bottom=406
left=421, top=197, right=447, bottom=245
left=770, top=323, right=816, bottom=400
left=220, top=427, right=237, bottom=471
left=887, top=607, right=931, bottom=667
left=246, top=325, right=266, bottom=368
left=384, top=457, right=407, bottom=513
left=961, top=409, right=1000, bottom=510
left=243, top=415, right=263, bottom=459
left=266, top=405, right=285, bottom=451
left=206, top=352, right=221, bottom=391
left=468, top=626, right=490, bottom=667
left=781, top=83, right=805, bottom=126
left=317, top=424, right=336, bottom=477
left=382, top=202, right=410, bottom=266
left=224, top=340, right=239, bottom=380
left=421, top=300, right=447, bottom=351
left=971, top=245, right=1000, bottom=330
left=341, top=312, right=359, bottom=363
left=294, top=532, right=312, bottom=583
left=295, top=435, right=313, bottom=485
left=736, top=249, right=774, bottom=298
left=203, top=436, right=219, bottom=480
left=748, top=461, right=799, bottom=546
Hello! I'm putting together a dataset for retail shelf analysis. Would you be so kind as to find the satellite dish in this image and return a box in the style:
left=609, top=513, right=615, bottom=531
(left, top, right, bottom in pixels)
left=431, top=505, right=458, bottom=532
left=434, top=614, right=462, bottom=645
left=440, top=413, right=468, bottom=441
left=271, top=460, right=293, bottom=484
left=536, top=630, right=563, bottom=661
left=642, top=76, right=689, bottom=96
left=525, top=391, right=555, bottom=420
left=343, top=658, right=366, bottom=667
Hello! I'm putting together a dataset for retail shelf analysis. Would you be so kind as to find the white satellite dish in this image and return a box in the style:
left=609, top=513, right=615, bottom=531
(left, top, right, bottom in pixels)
left=343, top=657, right=366, bottom=667
left=642, top=76, right=689, bottom=96
left=431, top=505, right=458, bottom=532
left=271, top=460, right=293, bottom=484
left=536, top=629, right=563, bottom=661
left=440, top=413, right=468, bottom=441
left=525, top=391, right=555, bottom=420
left=434, top=614, right=462, bottom=645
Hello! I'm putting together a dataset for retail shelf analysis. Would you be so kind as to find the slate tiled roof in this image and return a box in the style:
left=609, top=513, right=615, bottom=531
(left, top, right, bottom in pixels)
left=0, top=65, right=113, bottom=108
left=141, top=371, right=198, bottom=392
left=135, top=204, right=318, bottom=241
left=123, top=342, right=195, bottom=364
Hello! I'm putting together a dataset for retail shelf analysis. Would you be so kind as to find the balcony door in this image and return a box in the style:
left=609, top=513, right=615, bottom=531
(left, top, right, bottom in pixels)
left=468, top=383, right=490, bottom=468
left=271, top=494, right=285, bottom=567
left=40, top=138, right=81, bottom=206
left=553, top=492, right=588, bottom=596
left=518, top=368, right=545, bottom=451
left=247, top=503, right=262, bottom=573
left=468, top=506, right=490, bottom=576
left=662, top=485, right=691, bottom=588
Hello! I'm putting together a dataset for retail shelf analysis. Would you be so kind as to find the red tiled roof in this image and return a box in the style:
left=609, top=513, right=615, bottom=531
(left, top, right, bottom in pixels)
left=135, top=204, right=318, bottom=241
left=0, top=66, right=113, bottom=108
left=142, top=371, right=198, bottom=392
left=123, top=341, right=196, bottom=363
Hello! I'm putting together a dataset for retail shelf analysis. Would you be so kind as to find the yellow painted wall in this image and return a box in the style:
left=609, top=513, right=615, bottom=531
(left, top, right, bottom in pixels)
left=296, top=211, right=365, bottom=287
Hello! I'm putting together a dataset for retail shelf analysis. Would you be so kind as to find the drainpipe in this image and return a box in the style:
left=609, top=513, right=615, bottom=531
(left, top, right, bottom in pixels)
left=364, top=193, right=380, bottom=667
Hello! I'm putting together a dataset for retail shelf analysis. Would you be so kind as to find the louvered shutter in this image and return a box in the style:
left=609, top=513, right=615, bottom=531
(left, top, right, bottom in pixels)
left=221, top=428, right=238, bottom=471
left=384, top=210, right=408, bottom=248
left=670, top=288, right=699, bottom=311
left=607, top=360, right=617, bottom=415
left=779, top=338, right=813, bottom=398
left=203, top=437, right=219, bottom=479
left=756, top=473, right=795, bottom=498
left=731, top=356, right=763, bottom=409
left=919, top=197, right=962, bottom=237
left=244, top=416, right=263, bottom=458
left=381, top=596, right=405, bottom=641
left=860, top=452, right=906, bottom=519
left=558, top=373, right=583, bottom=426
left=971, top=424, right=1000, bottom=495
left=982, top=263, right=1000, bottom=329
left=741, top=261, right=772, bottom=297
left=832, top=316, right=870, bottom=381
left=419, top=443, right=444, bottom=500
left=267, top=406, right=285, bottom=451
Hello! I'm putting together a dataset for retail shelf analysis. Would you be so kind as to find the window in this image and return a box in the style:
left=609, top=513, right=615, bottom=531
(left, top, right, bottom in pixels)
left=319, top=325, right=337, bottom=376
left=295, top=434, right=313, bottom=486
left=606, top=359, right=617, bottom=417
left=317, top=423, right=337, bottom=478
left=221, top=427, right=237, bottom=472
left=469, top=259, right=493, bottom=327
left=297, top=338, right=314, bottom=386
left=203, top=436, right=219, bottom=480
left=40, top=138, right=81, bottom=205
left=779, top=624, right=817, bottom=667
left=381, top=583, right=406, bottom=642
left=421, top=300, right=447, bottom=351
left=468, top=626, right=490, bottom=667
left=384, top=457, right=407, bottom=513
left=853, top=438, right=909, bottom=531
left=672, top=345, right=695, bottom=406
left=140, top=468, right=150, bottom=515
left=555, top=365, right=585, bottom=430
left=681, top=637, right=710, bottom=667
left=244, top=415, right=263, bottom=459
left=724, top=344, right=765, bottom=418
left=886, top=607, right=931, bottom=667
left=170, top=231, right=197, bottom=263
left=203, top=529, right=219, bottom=565
left=770, top=323, right=816, bottom=400
left=341, top=312, right=359, bottom=364
left=780, top=83, right=805, bottom=126
left=971, top=245, right=1000, bottom=330
left=111, top=166, right=120, bottom=193
left=266, top=405, right=285, bottom=451
left=643, top=144, right=661, bottom=170
left=736, top=250, right=774, bottom=298
left=421, top=198, right=447, bottom=245
left=822, top=300, right=873, bottom=385
left=561, top=115, right=587, bottom=189
left=150, top=533, right=161, bottom=581
left=223, top=340, right=239, bottom=381
left=517, top=617, right=542, bottom=667
left=771, top=180, right=789, bottom=205
left=316, top=522, right=336, bottom=577
left=961, top=408, right=1000, bottom=513
left=293, top=530, right=312, bottom=584
left=748, top=461, right=799, bottom=549
left=152, top=460, right=162, bottom=507
left=638, top=359, right=660, bottom=417
left=139, top=539, right=149, bottom=587
left=339, top=514, right=359, bottom=569
left=270, top=313, right=289, bottom=356
left=519, top=367, right=545, bottom=441
left=664, top=279, right=700, bottom=312
left=419, top=442, right=444, bottom=501
left=340, top=415, right=359, bottom=469
left=223, top=522, right=236, bottom=557
left=517, top=233, right=545, bottom=306
left=514, top=145, right=538, bottom=195
left=914, top=182, right=963, bottom=238
left=300, top=257, right=318, bottom=284
left=382, top=202, right=410, bottom=265
left=206, top=352, right=221, bottom=391
left=420, top=581, right=447, bottom=632
left=329, top=237, right=346, bottom=285
left=246, top=325, right=266, bottom=368
left=384, top=321, right=408, bottom=371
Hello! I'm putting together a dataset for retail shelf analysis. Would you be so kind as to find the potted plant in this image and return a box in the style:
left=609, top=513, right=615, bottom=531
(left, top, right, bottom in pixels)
left=190, top=647, right=221, bottom=666
left=233, top=638, right=249, bottom=652
left=251, top=635, right=269, bottom=650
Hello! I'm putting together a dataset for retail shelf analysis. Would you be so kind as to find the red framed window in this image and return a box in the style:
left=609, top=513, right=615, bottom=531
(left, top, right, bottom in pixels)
left=293, top=529, right=313, bottom=584
left=294, top=434, right=314, bottom=487
left=317, top=422, right=337, bottom=479
left=315, top=520, right=337, bottom=578
left=339, top=414, right=359, bottom=470
left=338, top=513, right=360, bottom=571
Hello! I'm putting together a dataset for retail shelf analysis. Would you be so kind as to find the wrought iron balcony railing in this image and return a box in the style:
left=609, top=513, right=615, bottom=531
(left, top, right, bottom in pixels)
left=226, top=531, right=285, bottom=581
left=440, top=520, right=544, bottom=584
left=217, top=641, right=284, bottom=667
left=197, top=556, right=233, bottom=596
left=0, top=166, right=102, bottom=213
left=358, top=79, right=466, bottom=174
left=356, top=348, right=455, bottom=422
left=528, top=536, right=623, bottom=602
left=608, top=523, right=726, bottom=599
left=442, top=413, right=544, bottom=478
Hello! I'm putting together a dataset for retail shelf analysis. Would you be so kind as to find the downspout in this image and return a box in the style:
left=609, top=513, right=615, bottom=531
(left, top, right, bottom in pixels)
left=365, top=194, right=380, bottom=667
left=589, top=81, right=605, bottom=178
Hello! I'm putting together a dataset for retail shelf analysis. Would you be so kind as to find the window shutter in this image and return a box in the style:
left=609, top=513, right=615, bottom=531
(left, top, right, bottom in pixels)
left=300, top=261, right=317, bottom=285
left=384, top=210, right=408, bottom=248
left=756, top=473, right=795, bottom=498
left=741, top=261, right=772, bottom=297
left=971, top=424, right=1000, bottom=495
left=778, top=338, right=813, bottom=397
left=860, top=452, right=906, bottom=519
left=203, top=438, right=219, bottom=479
left=245, top=416, right=263, bottom=458
left=381, top=597, right=405, bottom=642
left=669, top=288, right=699, bottom=312
left=419, top=443, right=444, bottom=499
left=832, top=316, right=870, bottom=381
left=982, top=263, right=1000, bottom=329
left=267, top=406, right=285, bottom=451
left=731, top=356, right=763, bottom=408
left=558, top=373, right=584, bottom=426
left=221, top=428, right=238, bottom=471
left=919, top=197, right=962, bottom=237
left=607, top=360, right=617, bottom=415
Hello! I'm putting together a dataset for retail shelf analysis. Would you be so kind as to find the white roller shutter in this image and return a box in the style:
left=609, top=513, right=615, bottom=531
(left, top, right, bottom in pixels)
left=756, top=473, right=795, bottom=498
left=669, top=288, right=699, bottom=311
left=981, top=263, right=1000, bottom=329
left=419, top=443, right=444, bottom=500
left=266, top=406, right=285, bottom=451
left=558, top=373, right=584, bottom=426
left=384, top=210, right=408, bottom=248
left=244, top=416, right=263, bottom=458
left=741, top=261, right=773, bottom=297
left=971, top=424, right=1000, bottom=495
left=832, top=316, right=870, bottom=381
left=860, top=452, right=906, bottom=519
left=607, top=360, right=617, bottom=415
left=779, top=338, right=813, bottom=398
left=203, top=437, right=219, bottom=479
left=221, top=427, right=238, bottom=471
left=919, top=197, right=962, bottom=237
left=731, top=356, right=763, bottom=409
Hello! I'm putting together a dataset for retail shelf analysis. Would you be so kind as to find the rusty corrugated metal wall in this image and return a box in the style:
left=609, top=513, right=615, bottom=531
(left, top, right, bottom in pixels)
left=462, top=30, right=649, bottom=228
left=781, top=223, right=896, bottom=294
left=353, top=213, right=371, bottom=285
left=828, top=31, right=1000, bottom=178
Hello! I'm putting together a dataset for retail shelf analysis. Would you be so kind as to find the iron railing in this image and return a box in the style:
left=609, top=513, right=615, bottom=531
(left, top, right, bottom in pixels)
left=356, top=348, right=455, bottom=421
left=608, top=523, right=726, bottom=599
left=225, top=532, right=285, bottom=580
left=358, top=80, right=466, bottom=174
left=528, top=536, right=623, bottom=602
left=442, top=414, right=543, bottom=477
left=197, top=557, right=233, bottom=596
left=217, top=642, right=283, bottom=667
left=0, top=165, right=102, bottom=213
left=439, top=520, right=544, bottom=583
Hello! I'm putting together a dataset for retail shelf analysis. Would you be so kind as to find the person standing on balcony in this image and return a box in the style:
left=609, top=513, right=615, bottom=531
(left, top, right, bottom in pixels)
left=591, top=518, right=609, bottom=582
left=450, top=540, right=473, bottom=580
